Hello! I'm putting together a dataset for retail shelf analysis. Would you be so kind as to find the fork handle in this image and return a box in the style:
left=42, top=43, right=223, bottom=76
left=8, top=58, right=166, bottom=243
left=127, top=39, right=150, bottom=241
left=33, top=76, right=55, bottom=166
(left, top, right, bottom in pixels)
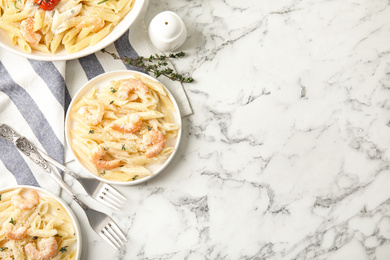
left=37, top=148, right=80, bottom=180
left=16, top=137, right=88, bottom=211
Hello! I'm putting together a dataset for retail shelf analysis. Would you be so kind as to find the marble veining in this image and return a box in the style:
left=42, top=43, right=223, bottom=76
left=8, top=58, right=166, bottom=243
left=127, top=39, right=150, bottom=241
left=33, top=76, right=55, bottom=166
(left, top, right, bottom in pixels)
left=62, top=0, right=390, bottom=259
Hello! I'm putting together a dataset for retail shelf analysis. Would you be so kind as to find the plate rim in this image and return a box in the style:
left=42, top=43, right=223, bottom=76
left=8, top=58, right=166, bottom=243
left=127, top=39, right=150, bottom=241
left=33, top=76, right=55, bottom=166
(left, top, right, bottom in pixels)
left=0, top=185, right=82, bottom=260
left=0, top=0, right=145, bottom=61
left=65, top=70, right=182, bottom=186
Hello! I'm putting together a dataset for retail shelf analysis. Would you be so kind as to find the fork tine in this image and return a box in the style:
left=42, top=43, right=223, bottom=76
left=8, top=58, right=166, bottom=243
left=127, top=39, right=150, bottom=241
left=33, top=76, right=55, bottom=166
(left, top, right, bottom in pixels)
left=101, top=191, right=124, bottom=207
left=100, top=230, right=120, bottom=250
left=104, top=225, right=124, bottom=248
left=108, top=222, right=127, bottom=242
left=104, top=186, right=126, bottom=202
left=97, top=197, right=121, bottom=211
left=105, top=225, right=125, bottom=247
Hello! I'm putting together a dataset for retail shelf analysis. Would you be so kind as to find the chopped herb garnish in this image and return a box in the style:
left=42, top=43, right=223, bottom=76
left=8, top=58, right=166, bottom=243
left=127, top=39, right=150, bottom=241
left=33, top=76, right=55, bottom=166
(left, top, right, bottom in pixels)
left=121, top=144, right=126, bottom=151
left=14, top=1, right=20, bottom=10
left=0, top=194, right=2, bottom=201
left=89, top=129, right=94, bottom=134
left=9, top=218, right=16, bottom=225
left=55, top=234, right=62, bottom=237
left=60, top=246, right=68, bottom=253
left=33, top=236, right=38, bottom=240
left=132, top=175, right=138, bottom=181
left=110, top=100, right=114, bottom=105
left=147, top=126, right=152, bottom=131
left=0, top=247, right=8, bottom=252
left=71, top=9, right=75, bottom=14
left=110, top=87, right=117, bottom=93
left=97, top=0, right=108, bottom=4
left=100, top=171, right=106, bottom=176
left=120, top=165, right=124, bottom=167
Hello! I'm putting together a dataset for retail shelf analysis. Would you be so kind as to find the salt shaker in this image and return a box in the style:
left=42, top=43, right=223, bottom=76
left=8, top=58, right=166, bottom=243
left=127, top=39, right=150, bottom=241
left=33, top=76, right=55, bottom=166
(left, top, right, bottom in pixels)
left=148, top=11, right=187, bottom=53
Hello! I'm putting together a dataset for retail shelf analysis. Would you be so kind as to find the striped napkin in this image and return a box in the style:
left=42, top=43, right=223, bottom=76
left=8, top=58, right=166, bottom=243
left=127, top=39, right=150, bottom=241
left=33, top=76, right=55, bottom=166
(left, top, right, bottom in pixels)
left=0, top=0, right=192, bottom=194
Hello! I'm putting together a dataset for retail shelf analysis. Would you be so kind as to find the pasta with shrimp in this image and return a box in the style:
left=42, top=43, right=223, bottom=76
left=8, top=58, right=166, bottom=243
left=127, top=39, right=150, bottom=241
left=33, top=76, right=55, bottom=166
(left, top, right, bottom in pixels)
left=68, top=74, right=180, bottom=182
left=0, top=0, right=135, bottom=54
left=0, top=187, right=77, bottom=260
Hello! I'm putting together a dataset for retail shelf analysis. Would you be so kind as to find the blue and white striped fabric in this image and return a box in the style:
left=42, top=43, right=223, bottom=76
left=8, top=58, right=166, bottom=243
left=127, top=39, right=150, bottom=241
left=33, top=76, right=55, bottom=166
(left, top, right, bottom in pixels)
left=0, top=32, right=141, bottom=194
left=0, top=8, right=192, bottom=194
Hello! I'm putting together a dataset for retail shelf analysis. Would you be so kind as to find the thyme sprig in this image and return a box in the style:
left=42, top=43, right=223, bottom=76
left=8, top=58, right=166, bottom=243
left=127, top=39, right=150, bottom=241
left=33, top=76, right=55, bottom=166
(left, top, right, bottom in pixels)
left=101, top=49, right=194, bottom=83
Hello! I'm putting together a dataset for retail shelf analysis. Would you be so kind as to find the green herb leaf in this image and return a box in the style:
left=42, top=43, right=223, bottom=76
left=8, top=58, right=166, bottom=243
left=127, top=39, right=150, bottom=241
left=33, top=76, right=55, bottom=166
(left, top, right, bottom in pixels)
left=89, top=130, right=94, bottom=134
left=97, top=0, right=108, bottom=4
left=121, top=144, right=126, bottom=151
left=110, top=100, right=114, bottom=105
left=101, top=49, right=194, bottom=83
left=110, top=87, right=117, bottom=93
left=0, top=247, right=8, bottom=252
left=147, top=126, right=152, bottom=131
left=9, top=218, right=16, bottom=225
left=55, top=234, right=62, bottom=237
left=33, top=236, right=38, bottom=240
left=0, top=194, right=2, bottom=201
left=60, top=246, right=68, bottom=253
left=132, top=175, right=138, bottom=181
left=14, top=1, right=20, bottom=10
left=100, top=171, right=106, bottom=176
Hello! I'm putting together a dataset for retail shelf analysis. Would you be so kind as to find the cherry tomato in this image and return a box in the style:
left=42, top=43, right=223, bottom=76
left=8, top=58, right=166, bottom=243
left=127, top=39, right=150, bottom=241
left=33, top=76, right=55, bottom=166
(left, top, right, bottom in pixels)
left=34, top=0, right=60, bottom=11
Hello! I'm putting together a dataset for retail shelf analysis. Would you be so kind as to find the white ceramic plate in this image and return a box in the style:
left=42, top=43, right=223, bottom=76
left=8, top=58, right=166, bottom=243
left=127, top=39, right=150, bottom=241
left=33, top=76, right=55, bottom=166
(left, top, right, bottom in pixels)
left=0, top=185, right=82, bottom=259
left=0, top=0, right=145, bottom=61
left=65, top=70, right=182, bottom=186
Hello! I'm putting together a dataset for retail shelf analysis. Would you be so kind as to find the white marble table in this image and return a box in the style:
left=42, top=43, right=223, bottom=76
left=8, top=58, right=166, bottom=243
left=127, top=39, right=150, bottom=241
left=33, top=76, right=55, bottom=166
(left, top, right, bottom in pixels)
left=64, top=0, right=390, bottom=259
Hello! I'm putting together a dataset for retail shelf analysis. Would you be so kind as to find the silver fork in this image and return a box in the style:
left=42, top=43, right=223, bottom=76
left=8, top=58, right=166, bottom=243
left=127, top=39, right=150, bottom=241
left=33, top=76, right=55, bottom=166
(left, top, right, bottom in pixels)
left=15, top=136, right=127, bottom=250
left=0, top=124, right=126, bottom=211
left=38, top=149, right=126, bottom=211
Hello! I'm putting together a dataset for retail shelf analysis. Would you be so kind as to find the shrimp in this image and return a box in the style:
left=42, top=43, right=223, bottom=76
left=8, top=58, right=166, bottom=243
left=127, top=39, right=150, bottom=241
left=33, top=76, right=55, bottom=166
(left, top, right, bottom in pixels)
left=117, top=79, right=148, bottom=99
left=11, top=190, right=39, bottom=210
left=143, top=130, right=166, bottom=158
left=110, top=114, right=142, bottom=133
left=25, top=237, right=58, bottom=260
left=77, top=103, right=105, bottom=126
left=5, top=226, right=27, bottom=240
left=76, top=17, right=105, bottom=32
left=20, top=18, right=42, bottom=45
left=90, top=145, right=121, bottom=170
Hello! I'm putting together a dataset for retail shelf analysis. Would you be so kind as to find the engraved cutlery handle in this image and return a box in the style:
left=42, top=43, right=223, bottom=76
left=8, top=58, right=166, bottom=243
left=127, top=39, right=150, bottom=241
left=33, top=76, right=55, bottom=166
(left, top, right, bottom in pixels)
left=0, top=124, right=22, bottom=142
left=37, top=149, right=80, bottom=180
left=15, top=137, right=88, bottom=210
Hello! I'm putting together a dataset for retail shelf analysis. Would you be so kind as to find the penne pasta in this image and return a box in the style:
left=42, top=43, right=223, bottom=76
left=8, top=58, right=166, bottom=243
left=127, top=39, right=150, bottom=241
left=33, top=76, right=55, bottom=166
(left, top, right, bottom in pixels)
left=0, top=188, right=77, bottom=259
left=69, top=76, right=180, bottom=182
left=0, top=0, right=135, bottom=54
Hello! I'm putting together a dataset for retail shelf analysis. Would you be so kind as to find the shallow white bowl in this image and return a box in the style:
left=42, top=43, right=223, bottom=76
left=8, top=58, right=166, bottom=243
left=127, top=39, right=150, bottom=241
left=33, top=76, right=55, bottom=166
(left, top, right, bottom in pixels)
left=0, top=0, right=145, bottom=61
left=65, top=70, right=182, bottom=186
left=0, top=185, right=82, bottom=259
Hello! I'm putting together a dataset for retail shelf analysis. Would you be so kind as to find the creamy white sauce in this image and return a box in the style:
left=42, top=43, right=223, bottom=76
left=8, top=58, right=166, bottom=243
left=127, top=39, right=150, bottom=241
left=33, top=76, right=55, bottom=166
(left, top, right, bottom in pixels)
left=51, top=3, right=82, bottom=34
left=23, top=0, right=39, bottom=17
